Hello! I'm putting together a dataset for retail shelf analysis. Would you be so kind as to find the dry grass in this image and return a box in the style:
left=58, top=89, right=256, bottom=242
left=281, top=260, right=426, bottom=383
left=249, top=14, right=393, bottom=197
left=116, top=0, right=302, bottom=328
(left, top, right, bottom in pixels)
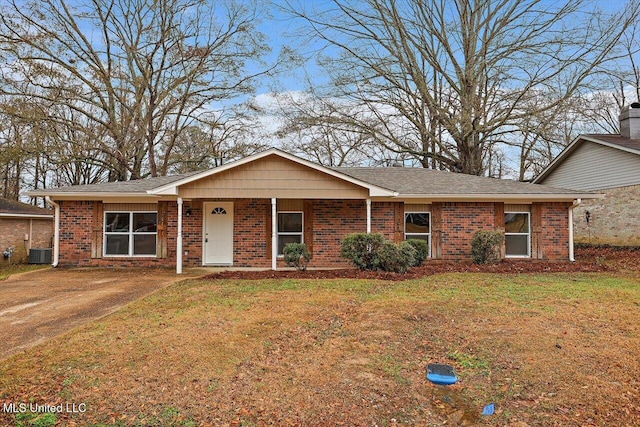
left=1, top=272, right=639, bottom=426
left=0, top=264, right=47, bottom=281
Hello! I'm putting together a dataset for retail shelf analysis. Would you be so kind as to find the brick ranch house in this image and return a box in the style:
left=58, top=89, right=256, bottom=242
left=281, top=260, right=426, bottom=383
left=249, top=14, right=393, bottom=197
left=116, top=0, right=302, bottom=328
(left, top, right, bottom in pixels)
left=28, top=149, right=597, bottom=273
left=0, top=197, right=53, bottom=265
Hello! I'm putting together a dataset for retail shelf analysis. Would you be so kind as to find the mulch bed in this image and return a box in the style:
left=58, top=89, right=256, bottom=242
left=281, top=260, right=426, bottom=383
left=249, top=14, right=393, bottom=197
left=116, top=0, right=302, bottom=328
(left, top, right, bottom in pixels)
left=203, top=245, right=640, bottom=281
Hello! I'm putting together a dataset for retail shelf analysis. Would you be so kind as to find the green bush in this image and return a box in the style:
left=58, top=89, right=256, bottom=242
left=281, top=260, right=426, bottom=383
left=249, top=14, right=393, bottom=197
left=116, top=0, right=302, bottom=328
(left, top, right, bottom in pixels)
left=283, top=243, right=311, bottom=271
left=404, top=239, right=429, bottom=266
left=340, top=233, right=385, bottom=270
left=377, top=241, right=416, bottom=273
left=471, top=230, right=503, bottom=264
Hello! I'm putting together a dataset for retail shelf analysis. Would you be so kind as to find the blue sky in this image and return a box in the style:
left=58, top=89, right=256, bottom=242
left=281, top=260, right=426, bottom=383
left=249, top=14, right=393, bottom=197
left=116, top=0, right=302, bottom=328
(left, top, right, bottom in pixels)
left=255, top=0, right=637, bottom=96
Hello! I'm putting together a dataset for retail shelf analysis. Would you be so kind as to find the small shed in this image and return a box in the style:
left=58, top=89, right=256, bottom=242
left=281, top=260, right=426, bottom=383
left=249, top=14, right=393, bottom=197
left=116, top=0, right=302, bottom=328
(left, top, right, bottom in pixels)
left=0, top=198, right=53, bottom=265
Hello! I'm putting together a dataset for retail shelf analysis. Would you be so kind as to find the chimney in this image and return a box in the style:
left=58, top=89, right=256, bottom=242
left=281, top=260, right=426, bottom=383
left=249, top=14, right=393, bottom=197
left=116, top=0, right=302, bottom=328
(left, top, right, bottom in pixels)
left=619, top=102, right=640, bottom=139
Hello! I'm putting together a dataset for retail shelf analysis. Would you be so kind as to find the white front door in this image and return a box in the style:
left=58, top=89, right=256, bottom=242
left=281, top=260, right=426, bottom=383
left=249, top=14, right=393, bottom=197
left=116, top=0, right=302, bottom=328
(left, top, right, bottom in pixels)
left=203, top=202, right=234, bottom=265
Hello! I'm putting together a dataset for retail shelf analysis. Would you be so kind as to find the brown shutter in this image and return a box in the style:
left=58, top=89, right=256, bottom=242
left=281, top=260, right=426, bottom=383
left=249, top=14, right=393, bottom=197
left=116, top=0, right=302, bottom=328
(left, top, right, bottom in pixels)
left=394, top=202, right=404, bottom=243
left=531, top=202, right=543, bottom=259
left=303, top=200, right=314, bottom=256
left=431, top=203, right=442, bottom=259
left=156, top=202, right=168, bottom=259
left=494, top=202, right=505, bottom=259
left=265, top=201, right=272, bottom=257
left=91, top=201, right=103, bottom=258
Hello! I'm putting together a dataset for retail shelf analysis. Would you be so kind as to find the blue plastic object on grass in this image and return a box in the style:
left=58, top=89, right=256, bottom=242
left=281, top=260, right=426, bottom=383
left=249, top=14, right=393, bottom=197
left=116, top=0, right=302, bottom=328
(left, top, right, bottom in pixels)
left=482, top=403, right=495, bottom=415
left=426, top=363, right=458, bottom=385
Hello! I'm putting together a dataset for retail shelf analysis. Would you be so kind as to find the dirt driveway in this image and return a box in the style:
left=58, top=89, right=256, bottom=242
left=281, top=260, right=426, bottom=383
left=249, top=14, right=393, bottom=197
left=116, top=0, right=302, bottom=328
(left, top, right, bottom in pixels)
left=0, top=268, right=198, bottom=360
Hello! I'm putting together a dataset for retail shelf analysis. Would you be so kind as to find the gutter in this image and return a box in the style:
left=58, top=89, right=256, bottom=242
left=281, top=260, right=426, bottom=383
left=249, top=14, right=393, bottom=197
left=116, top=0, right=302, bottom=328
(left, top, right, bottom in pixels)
left=568, top=199, right=582, bottom=262
left=0, top=213, right=54, bottom=219
left=45, top=196, right=60, bottom=267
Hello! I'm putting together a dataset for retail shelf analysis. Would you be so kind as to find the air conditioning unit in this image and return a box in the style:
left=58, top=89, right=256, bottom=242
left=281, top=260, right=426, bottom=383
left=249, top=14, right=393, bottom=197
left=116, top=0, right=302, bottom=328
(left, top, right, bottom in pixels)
left=28, top=248, right=52, bottom=264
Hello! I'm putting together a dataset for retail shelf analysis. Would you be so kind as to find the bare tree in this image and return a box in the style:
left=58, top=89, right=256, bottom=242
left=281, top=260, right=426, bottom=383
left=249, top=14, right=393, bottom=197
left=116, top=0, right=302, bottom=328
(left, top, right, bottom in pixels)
left=0, top=0, right=275, bottom=182
left=275, top=91, right=386, bottom=166
left=570, top=17, right=640, bottom=136
left=284, top=0, right=640, bottom=175
left=167, top=115, right=268, bottom=174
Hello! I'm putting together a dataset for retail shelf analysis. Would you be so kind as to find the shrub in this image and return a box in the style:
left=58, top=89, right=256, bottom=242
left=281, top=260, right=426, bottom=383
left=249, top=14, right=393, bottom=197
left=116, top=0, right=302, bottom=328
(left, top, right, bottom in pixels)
left=283, top=243, right=311, bottom=271
left=378, top=241, right=416, bottom=273
left=404, top=239, right=429, bottom=266
left=340, top=233, right=385, bottom=270
left=471, top=230, right=503, bottom=264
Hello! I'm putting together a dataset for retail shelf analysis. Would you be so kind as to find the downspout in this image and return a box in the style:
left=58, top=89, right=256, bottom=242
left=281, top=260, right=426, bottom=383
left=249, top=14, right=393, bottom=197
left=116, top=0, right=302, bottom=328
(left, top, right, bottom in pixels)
left=45, top=196, right=60, bottom=267
left=366, top=199, right=372, bottom=234
left=568, top=198, right=581, bottom=262
left=177, top=197, right=183, bottom=274
left=271, top=198, right=277, bottom=271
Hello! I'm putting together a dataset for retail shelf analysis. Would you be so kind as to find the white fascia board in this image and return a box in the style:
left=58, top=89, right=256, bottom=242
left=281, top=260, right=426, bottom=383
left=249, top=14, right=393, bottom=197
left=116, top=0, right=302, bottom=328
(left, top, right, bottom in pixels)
left=584, top=136, right=640, bottom=156
left=147, top=147, right=396, bottom=197
left=26, top=192, right=161, bottom=201
left=0, top=213, right=53, bottom=219
left=381, top=193, right=604, bottom=202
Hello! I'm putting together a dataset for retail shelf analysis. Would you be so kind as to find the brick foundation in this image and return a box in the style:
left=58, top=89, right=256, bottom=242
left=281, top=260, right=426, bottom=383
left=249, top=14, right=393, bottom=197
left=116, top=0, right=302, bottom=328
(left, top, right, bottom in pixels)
left=55, top=199, right=572, bottom=268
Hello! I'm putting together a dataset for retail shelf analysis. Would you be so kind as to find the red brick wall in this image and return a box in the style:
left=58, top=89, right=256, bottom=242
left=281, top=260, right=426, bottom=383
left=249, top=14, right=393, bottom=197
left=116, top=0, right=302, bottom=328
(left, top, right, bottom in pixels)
left=58, top=201, right=93, bottom=265
left=58, top=200, right=172, bottom=268
left=55, top=199, right=571, bottom=268
left=539, top=202, right=571, bottom=261
left=307, top=200, right=369, bottom=268
left=180, top=200, right=202, bottom=266
left=440, top=202, right=495, bottom=259
left=233, top=199, right=271, bottom=268
left=371, top=201, right=397, bottom=241
left=0, top=217, right=52, bottom=264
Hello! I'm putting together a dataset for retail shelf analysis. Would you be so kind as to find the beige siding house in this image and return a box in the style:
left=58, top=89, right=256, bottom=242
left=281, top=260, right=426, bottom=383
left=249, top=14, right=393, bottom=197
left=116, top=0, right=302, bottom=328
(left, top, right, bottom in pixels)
left=534, top=103, right=640, bottom=245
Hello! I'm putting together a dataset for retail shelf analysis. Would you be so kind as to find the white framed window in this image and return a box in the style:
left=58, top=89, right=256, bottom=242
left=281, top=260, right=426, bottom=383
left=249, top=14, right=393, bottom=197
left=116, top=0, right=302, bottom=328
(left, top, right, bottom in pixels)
left=404, top=212, right=431, bottom=257
left=505, top=212, right=530, bottom=258
left=277, top=212, right=303, bottom=255
left=104, top=211, right=157, bottom=257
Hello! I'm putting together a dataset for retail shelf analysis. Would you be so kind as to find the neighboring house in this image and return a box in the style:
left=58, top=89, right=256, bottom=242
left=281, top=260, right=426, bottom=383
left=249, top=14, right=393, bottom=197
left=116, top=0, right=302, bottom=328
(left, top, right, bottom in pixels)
left=0, top=198, right=53, bottom=265
left=28, top=149, right=595, bottom=273
left=534, top=103, right=640, bottom=246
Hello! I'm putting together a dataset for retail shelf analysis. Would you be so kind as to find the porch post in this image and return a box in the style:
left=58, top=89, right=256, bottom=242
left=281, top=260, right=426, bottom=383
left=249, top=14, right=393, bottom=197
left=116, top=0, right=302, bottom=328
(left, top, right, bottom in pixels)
left=271, top=198, right=277, bottom=270
left=366, top=199, right=372, bottom=234
left=177, top=197, right=183, bottom=274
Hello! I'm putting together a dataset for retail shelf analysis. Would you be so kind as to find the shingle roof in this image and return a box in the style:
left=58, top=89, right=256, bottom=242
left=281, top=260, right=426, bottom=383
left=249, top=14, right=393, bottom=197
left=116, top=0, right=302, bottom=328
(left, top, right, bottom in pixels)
left=0, top=198, right=53, bottom=216
left=37, top=171, right=202, bottom=194
left=334, top=167, right=581, bottom=195
left=29, top=148, right=591, bottom=199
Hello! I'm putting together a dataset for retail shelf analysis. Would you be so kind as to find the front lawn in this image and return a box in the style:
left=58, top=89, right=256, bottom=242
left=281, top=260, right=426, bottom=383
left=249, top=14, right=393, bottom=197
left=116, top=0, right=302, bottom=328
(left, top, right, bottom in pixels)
left=1, top=272, right=638, bottom=426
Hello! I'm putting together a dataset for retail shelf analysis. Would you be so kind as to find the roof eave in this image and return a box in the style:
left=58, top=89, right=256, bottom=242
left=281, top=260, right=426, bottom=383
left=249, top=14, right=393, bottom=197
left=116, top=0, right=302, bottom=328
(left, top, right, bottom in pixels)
left=27, top=191, right=160, bottom=200
left=391, top=193, right=603, bottom=201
